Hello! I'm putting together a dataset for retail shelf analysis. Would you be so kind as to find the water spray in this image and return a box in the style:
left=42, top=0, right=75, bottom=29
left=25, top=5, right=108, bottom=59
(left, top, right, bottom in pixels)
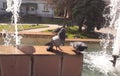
left=6, top=0, right=22, bottom=46
left=109, top=0, right=120, bottom=67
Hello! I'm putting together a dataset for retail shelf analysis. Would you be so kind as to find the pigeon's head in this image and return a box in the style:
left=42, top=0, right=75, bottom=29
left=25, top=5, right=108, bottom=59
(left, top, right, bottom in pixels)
left=77, top=45, right=88, bottom=51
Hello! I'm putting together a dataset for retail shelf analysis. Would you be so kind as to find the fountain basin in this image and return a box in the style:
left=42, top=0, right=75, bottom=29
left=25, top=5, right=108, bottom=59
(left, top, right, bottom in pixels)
left=0, top=46, right=83, bottom=76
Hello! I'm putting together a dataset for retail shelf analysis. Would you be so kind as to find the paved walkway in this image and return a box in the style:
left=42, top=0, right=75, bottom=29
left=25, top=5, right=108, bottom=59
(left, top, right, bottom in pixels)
left=95, top=27, right=115, bottom=35
left=19, top=24, right=62, bottom=33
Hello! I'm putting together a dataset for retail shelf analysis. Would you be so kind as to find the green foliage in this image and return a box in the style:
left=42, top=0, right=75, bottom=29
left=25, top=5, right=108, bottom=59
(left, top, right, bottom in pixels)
left=66, top=26, right=100, bottom=39
left=42, top=25, right=100, bottom=38
left=72, top=0, right=106, bottom=32
left=66, top=26, right=88, bottom=38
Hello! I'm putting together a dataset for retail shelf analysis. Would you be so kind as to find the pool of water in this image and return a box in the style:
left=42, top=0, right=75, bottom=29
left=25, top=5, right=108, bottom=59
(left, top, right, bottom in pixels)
left=81, top=43, right=106, bottom=76
left=0, top=36, right=100, bottom=46
left=0, top=37, right=51, bottom=46
left=82, top=43, right=120, bottom=76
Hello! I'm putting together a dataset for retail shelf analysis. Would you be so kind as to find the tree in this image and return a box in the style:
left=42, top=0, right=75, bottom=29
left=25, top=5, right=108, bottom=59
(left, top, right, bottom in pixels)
left=46, top=0, right=107, bottom=32
left=72, top=0, right=86, bottom=31
left=72, top=0, right=106, bottom=32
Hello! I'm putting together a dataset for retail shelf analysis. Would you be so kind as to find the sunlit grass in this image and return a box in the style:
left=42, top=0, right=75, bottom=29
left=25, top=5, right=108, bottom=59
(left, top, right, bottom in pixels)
left=66, top=26, right=88, bottom=38
left=0, top=24, right=47, bottom=32
left=42, top=29, right=53, bottom=32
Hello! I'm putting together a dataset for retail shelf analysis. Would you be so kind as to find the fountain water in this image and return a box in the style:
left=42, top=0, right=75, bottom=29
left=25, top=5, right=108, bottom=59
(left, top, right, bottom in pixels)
left=83, top=0, right=120, bottom=76
left=4, top=0, right=22, bottom=45
left=102, top=0, right=120, bottom=67
left=110, top=0, right=120, bottom=65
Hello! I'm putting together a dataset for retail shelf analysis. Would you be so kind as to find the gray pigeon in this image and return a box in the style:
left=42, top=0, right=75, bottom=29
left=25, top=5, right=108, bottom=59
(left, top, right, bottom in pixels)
left=70, top=42, right=88, bottom=52
left=46, top=27, right=66, bottom=51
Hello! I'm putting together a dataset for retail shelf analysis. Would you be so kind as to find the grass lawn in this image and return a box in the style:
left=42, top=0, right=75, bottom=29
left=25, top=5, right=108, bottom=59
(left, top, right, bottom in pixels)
left=0, top=24, right=47, bottom=32
left=66, top=26, right=88, bottom=38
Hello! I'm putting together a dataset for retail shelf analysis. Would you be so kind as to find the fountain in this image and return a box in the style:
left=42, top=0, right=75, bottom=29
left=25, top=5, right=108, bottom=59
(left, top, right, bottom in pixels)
left=82, top=0, right=120, bottom=76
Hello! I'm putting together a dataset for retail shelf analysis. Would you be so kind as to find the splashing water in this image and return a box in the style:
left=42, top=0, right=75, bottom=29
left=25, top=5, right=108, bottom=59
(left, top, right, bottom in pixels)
left=84, top=51, right=120, bottom=76
left=109, top=0, right=120, bottom=57
left=83, top=0, right=120, bottom=76
left=5, top=0, right=22, bottom=45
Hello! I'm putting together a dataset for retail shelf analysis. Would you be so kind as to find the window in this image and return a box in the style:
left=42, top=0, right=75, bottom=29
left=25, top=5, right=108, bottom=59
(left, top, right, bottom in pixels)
left=2, top=2, right=7, bottom=10
left=30, top=7, right=35, bottom=11
left=43, top=3, right=49, bottom=12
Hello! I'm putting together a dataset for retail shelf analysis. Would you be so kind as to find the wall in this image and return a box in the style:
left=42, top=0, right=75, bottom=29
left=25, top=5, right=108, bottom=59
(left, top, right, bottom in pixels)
left=37, top=2, right=54, bottom=17
left=21, top=0, right=54, bottom=17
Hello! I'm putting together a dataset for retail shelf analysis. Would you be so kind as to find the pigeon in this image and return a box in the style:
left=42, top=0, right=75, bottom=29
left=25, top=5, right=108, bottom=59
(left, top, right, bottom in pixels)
left=46, top=27, right=66, bottom=51
left=70, top=42, right=88, bottom=53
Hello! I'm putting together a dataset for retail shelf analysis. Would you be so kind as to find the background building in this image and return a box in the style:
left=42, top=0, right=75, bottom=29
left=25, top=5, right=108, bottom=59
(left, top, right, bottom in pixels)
left=0, top=0, right=54, bottom=17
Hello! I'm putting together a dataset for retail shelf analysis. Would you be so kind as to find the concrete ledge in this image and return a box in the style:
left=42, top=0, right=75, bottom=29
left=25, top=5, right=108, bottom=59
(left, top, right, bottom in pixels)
left=0, top=32, right=100, bottom=42
left=66, top=38, right=100, bottom=42
left=0, top=46, right=83, bottom=76
left=0, top=46, right=77, bottom=55
left=0, top=32, right=54, bottom=38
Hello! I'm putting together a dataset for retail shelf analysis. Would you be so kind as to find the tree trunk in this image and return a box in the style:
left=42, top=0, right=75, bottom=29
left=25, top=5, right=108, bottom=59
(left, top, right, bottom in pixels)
left=64, top=7, right=68, bottom=18
left=78, top=25, right=82, bottom=32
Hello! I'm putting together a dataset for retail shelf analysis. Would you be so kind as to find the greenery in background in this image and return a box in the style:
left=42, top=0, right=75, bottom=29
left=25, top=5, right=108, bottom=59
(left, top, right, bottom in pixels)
left=66, top=26, right=87, bottom=38
left=43, top=25, right=100, bottom=39
left=66, top=26, right=100, bottom=39
left=72, top=0, right=107, bottom=32
left=46, top=0, right=108, bottom=32
left=0, top=24, right=47, bottom=32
